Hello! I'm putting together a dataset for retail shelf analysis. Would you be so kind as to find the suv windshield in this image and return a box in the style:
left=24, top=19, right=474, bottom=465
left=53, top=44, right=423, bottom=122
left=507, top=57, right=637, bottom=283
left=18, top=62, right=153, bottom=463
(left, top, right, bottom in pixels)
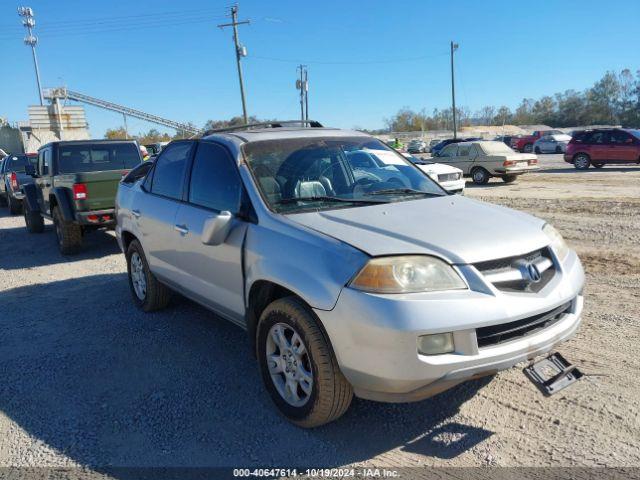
left=243, top=136, right=445, bottom=213
left=5, top=154, right=37, bottom=173
left=58, top=143, right=141, bottom=173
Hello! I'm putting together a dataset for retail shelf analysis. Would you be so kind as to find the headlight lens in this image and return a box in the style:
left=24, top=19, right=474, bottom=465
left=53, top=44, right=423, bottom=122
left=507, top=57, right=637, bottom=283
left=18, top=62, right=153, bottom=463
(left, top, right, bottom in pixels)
left=543, top=223, right=569, bottom=261
left=350, top=256, right=467, bottom=293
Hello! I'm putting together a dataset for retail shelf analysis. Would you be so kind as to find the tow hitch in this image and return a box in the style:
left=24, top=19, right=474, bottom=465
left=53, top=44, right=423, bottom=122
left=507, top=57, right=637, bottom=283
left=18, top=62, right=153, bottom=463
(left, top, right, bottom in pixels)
left=524, top=352, right=583, bottom=396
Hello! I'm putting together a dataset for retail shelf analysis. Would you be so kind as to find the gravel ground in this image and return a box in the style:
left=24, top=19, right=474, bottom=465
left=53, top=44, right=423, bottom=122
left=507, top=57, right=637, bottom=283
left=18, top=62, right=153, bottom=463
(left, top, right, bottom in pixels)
left=0, top=154, right=638, bottom=471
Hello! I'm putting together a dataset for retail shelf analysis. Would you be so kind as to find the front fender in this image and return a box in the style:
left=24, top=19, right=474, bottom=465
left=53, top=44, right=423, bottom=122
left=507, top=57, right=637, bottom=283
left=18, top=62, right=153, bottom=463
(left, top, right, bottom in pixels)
left=244, top=222, right=368, bottom=311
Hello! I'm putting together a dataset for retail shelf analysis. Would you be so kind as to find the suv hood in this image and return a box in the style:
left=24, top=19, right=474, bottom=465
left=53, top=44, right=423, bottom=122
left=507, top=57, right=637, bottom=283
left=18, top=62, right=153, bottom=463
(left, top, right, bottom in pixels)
left=288, top=195, right=548, bottom=264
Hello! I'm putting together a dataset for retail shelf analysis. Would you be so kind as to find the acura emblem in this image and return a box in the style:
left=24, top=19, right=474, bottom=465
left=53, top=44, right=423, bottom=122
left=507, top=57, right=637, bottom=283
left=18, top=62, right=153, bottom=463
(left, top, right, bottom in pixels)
left=525, top=262, right=542, bottom=283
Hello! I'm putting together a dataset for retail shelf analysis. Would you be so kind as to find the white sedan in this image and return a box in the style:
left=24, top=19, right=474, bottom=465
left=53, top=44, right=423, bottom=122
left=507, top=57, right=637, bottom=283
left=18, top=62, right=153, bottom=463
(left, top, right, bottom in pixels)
left=533, top=133, right=572, bottom=154
left=403, top=154, right=466, bottom=194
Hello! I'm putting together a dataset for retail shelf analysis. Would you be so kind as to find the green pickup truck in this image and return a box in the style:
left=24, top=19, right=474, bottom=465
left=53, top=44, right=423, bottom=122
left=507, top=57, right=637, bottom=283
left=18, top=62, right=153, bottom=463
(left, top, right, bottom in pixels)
left=22, top=140, right=142, bottom=254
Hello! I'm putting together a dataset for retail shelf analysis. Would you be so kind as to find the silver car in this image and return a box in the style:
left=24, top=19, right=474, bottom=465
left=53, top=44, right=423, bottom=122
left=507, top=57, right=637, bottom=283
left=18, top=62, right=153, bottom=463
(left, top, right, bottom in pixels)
left=533, top=134, right=572, bottom=154
left=116, top=124, right=585, bottom=427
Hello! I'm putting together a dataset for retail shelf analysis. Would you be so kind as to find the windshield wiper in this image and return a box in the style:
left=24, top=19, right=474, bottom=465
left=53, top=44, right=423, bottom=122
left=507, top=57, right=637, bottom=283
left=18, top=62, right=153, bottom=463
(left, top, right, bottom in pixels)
left=276, top=196, right=386, bottom=205
left=364, top=188, right=442, bottom=197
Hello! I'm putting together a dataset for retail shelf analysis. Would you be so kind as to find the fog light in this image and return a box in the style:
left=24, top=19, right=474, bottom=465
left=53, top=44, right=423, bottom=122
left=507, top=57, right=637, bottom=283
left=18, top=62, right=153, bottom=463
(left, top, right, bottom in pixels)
left=417, top=333, right=454, bottom=355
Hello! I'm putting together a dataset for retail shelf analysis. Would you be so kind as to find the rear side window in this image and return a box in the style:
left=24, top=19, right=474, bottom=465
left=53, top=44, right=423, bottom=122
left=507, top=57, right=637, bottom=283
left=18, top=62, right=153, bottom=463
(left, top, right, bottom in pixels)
left=151, top=142, right=194, bottom=200
left=58, top=143, right=141, bottom=173
left=609, top=131, right=632, bottom=144
left=188, top=142, right=241, bottom=213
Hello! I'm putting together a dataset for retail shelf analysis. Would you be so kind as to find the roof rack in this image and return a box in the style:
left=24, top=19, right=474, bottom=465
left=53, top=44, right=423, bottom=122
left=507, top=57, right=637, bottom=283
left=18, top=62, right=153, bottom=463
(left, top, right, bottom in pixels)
left=202, top=120, right=323, bottom=136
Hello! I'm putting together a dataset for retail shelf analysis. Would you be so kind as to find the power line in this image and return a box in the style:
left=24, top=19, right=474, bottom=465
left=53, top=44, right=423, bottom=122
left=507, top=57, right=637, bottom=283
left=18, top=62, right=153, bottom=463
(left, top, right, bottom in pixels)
left=251, top=51, right=449, bottom=66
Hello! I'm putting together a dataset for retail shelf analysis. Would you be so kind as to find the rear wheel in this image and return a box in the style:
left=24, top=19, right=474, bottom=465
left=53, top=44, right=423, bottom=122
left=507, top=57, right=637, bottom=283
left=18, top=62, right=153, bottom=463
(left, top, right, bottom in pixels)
left=573, top=154, right=591, bottom=170
left=24, top=201, right=44, bottom=233
left=53, top=206, right=82, bottom=255
left=555, top=146, right=563, bottom=154
left=257, top=297, right=353, bottom=428
left=502, top=174, right=518, bottom=183
left=471, top=167, right=490, bottom=185
left=126, top=239, right=172, bottom=312
left=0, top=193, right=6, bottom=207
left=534, top=146, right=541, bottom=154
left=523, top=143, right=533, bottom=153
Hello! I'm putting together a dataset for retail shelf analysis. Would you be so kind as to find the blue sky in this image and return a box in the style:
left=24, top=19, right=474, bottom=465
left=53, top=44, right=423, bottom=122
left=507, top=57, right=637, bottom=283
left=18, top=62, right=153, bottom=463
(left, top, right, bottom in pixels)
left=1, top=0, right=638, bottom=137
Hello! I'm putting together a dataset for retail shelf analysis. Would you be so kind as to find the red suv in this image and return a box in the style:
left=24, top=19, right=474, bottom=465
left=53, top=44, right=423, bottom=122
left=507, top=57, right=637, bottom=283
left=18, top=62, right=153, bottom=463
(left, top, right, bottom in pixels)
left=565, top=128, right=640, bottom=169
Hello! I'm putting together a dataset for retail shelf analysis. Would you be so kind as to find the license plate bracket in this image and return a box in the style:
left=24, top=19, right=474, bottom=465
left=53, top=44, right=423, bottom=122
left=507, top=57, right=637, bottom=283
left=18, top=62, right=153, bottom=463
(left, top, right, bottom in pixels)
left=523, top=352, right=583, bottom=396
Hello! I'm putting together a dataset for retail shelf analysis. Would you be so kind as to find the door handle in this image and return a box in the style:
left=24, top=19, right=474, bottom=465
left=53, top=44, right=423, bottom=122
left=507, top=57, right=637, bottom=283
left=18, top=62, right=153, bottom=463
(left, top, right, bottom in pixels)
left=131, top=209, right=141, bottom=218
left=174, top=224, right=189, bottom=234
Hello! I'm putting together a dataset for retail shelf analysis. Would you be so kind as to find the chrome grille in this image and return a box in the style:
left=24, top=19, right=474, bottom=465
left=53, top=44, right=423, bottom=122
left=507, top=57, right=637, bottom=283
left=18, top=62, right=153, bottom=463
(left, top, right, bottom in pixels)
left=474, top=248, right=556, bottom=292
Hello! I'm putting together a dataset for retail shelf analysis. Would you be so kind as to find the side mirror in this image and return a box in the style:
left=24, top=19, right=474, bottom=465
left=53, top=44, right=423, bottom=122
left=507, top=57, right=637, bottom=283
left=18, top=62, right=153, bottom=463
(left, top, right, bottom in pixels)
left=201, top=211, right=234, bottom=246
left=25, top=164, right=37, bottom=176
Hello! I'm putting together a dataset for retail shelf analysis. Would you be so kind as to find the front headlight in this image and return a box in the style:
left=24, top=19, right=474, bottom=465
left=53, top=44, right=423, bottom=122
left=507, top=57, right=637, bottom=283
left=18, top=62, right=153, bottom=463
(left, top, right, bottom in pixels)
left=543, top=223, right=569, bottom=261
left=350, top=256, right=467, bottom=293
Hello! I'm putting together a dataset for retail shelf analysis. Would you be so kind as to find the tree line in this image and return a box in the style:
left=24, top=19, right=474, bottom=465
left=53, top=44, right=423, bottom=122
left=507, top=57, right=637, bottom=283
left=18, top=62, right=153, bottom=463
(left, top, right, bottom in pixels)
left=384, top=69, right=640, bottom=132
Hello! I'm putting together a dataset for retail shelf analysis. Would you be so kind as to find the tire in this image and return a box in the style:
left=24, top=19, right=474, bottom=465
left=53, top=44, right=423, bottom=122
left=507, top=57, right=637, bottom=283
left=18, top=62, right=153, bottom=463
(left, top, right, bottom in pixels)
left=555, top=146, right=562, bottom=154
left=126, top=239, right=172, bottom=312
left=53, top=206, right=82, bottom=255
left=8, top=195, right=21, bottom=215
left=593, top=163, right=605, bottom=169
left=573, top=154, right=591, bottom=170
left=523, top=143, right=533, bottom=153
left=0, top=192, right=6, bottom=207
left=471, top=167, right=490, bottom=185
left=257, top=296, right=353, bottom=428
left=534, top=146, right=541, bottom=154
left=502, top=174, right=518, bottom=183
left=24, top=201, right=44, bottom=233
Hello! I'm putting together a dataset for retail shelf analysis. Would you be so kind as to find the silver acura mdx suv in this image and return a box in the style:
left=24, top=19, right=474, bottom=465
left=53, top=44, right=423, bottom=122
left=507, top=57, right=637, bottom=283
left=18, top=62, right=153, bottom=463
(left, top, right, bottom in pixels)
left=115, top=122, right=584, bottom=427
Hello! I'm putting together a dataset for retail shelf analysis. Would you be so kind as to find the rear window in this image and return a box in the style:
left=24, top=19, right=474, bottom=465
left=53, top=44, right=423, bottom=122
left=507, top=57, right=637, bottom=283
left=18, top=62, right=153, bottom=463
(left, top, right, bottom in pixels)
left=58, top=143, right=141, bottom=173
left=5, top=154, right=37, bottom=173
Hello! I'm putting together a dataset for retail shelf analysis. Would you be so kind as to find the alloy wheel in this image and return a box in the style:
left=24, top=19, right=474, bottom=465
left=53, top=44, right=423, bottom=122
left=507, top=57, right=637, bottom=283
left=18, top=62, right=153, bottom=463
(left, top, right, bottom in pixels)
left=265, top=323, right=313, bottom=407
left=130, top=252, right=147, bottom=300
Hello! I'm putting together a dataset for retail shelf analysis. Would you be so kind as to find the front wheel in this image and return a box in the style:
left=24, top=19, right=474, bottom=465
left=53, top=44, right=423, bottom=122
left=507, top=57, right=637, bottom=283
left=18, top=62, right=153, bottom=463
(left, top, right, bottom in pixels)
left=471, top=167, right=490, bottom=185
left=523, top=143, right=533, bottom=153
left=534, top=146, right=541, bottom=154
left=573, top=154, right=591, bottom=170
left=257, top=297, right=353, bottom=428
left=502, top=174, right=518, bottom=183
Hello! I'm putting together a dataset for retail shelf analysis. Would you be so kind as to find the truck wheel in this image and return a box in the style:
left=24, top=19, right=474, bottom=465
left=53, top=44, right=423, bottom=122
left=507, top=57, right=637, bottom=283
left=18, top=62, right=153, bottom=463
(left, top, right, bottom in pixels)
left=257, top=297, right=353, bottom=428
left=53, top=206, right=82, bottom=255
left=126, top=240, right=172, bottom=312
left=573, top=154, right=591, bottom=170
left=471, top=167, right=490, bottom=185
left=523, top=144, right=533, bottom=153
left=8, top=195, right=21, bottom=215
left=502, top=174, right=518, bottom=183
left=24, top=201, right=44, bottom=233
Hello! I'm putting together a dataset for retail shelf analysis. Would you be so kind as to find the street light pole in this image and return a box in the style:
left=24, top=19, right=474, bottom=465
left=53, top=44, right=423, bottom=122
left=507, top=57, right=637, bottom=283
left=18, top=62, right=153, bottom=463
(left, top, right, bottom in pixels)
left=450, top=41, right=459, bottom=139
left=18, top=6, right=44, bottom=106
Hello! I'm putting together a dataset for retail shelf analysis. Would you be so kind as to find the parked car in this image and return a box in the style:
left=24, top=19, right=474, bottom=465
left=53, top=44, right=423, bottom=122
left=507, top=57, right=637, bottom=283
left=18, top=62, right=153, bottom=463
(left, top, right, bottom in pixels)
left=116, top=124, right=584, bottom=427
left=430, top=137, right=480, bottom=155
left=434, top=140, right=538, bottom=184
left=533, top=133, right=572, bottom=154
left=407, top=139, right=427, bottom=154
left=564, top=128, right=640, bottom=170
left=429, top=139, right=441, bottom=149
left=0, top=153, right=37, bottom=214
left=403, top=153, right=465, bottom=194
left=494, top=135, right=521, bottom=147
left=512, top=130, right=564, bottom=153
left=22, top=140, right=142, bottom=254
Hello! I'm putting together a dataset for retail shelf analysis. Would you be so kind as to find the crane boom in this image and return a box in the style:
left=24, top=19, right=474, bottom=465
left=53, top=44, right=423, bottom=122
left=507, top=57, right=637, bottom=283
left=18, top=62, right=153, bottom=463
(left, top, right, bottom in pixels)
left=42, top=87, right=203, bottom=135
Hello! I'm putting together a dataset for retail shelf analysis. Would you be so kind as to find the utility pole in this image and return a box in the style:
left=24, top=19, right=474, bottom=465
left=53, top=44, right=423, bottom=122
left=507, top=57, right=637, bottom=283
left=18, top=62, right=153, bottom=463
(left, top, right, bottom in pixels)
left=18, top=6, right=44, bottom=106
left=296, top=65, right=309, bottom=123
left=450, top=41, right=459, bottom=139
left=218, top=5, right=250, bottom=124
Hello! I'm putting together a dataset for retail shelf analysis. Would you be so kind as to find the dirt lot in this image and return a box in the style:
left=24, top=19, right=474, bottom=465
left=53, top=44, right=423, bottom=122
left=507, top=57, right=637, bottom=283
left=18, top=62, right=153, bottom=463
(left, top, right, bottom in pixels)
left=0, top=154, right=638, bottom=471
